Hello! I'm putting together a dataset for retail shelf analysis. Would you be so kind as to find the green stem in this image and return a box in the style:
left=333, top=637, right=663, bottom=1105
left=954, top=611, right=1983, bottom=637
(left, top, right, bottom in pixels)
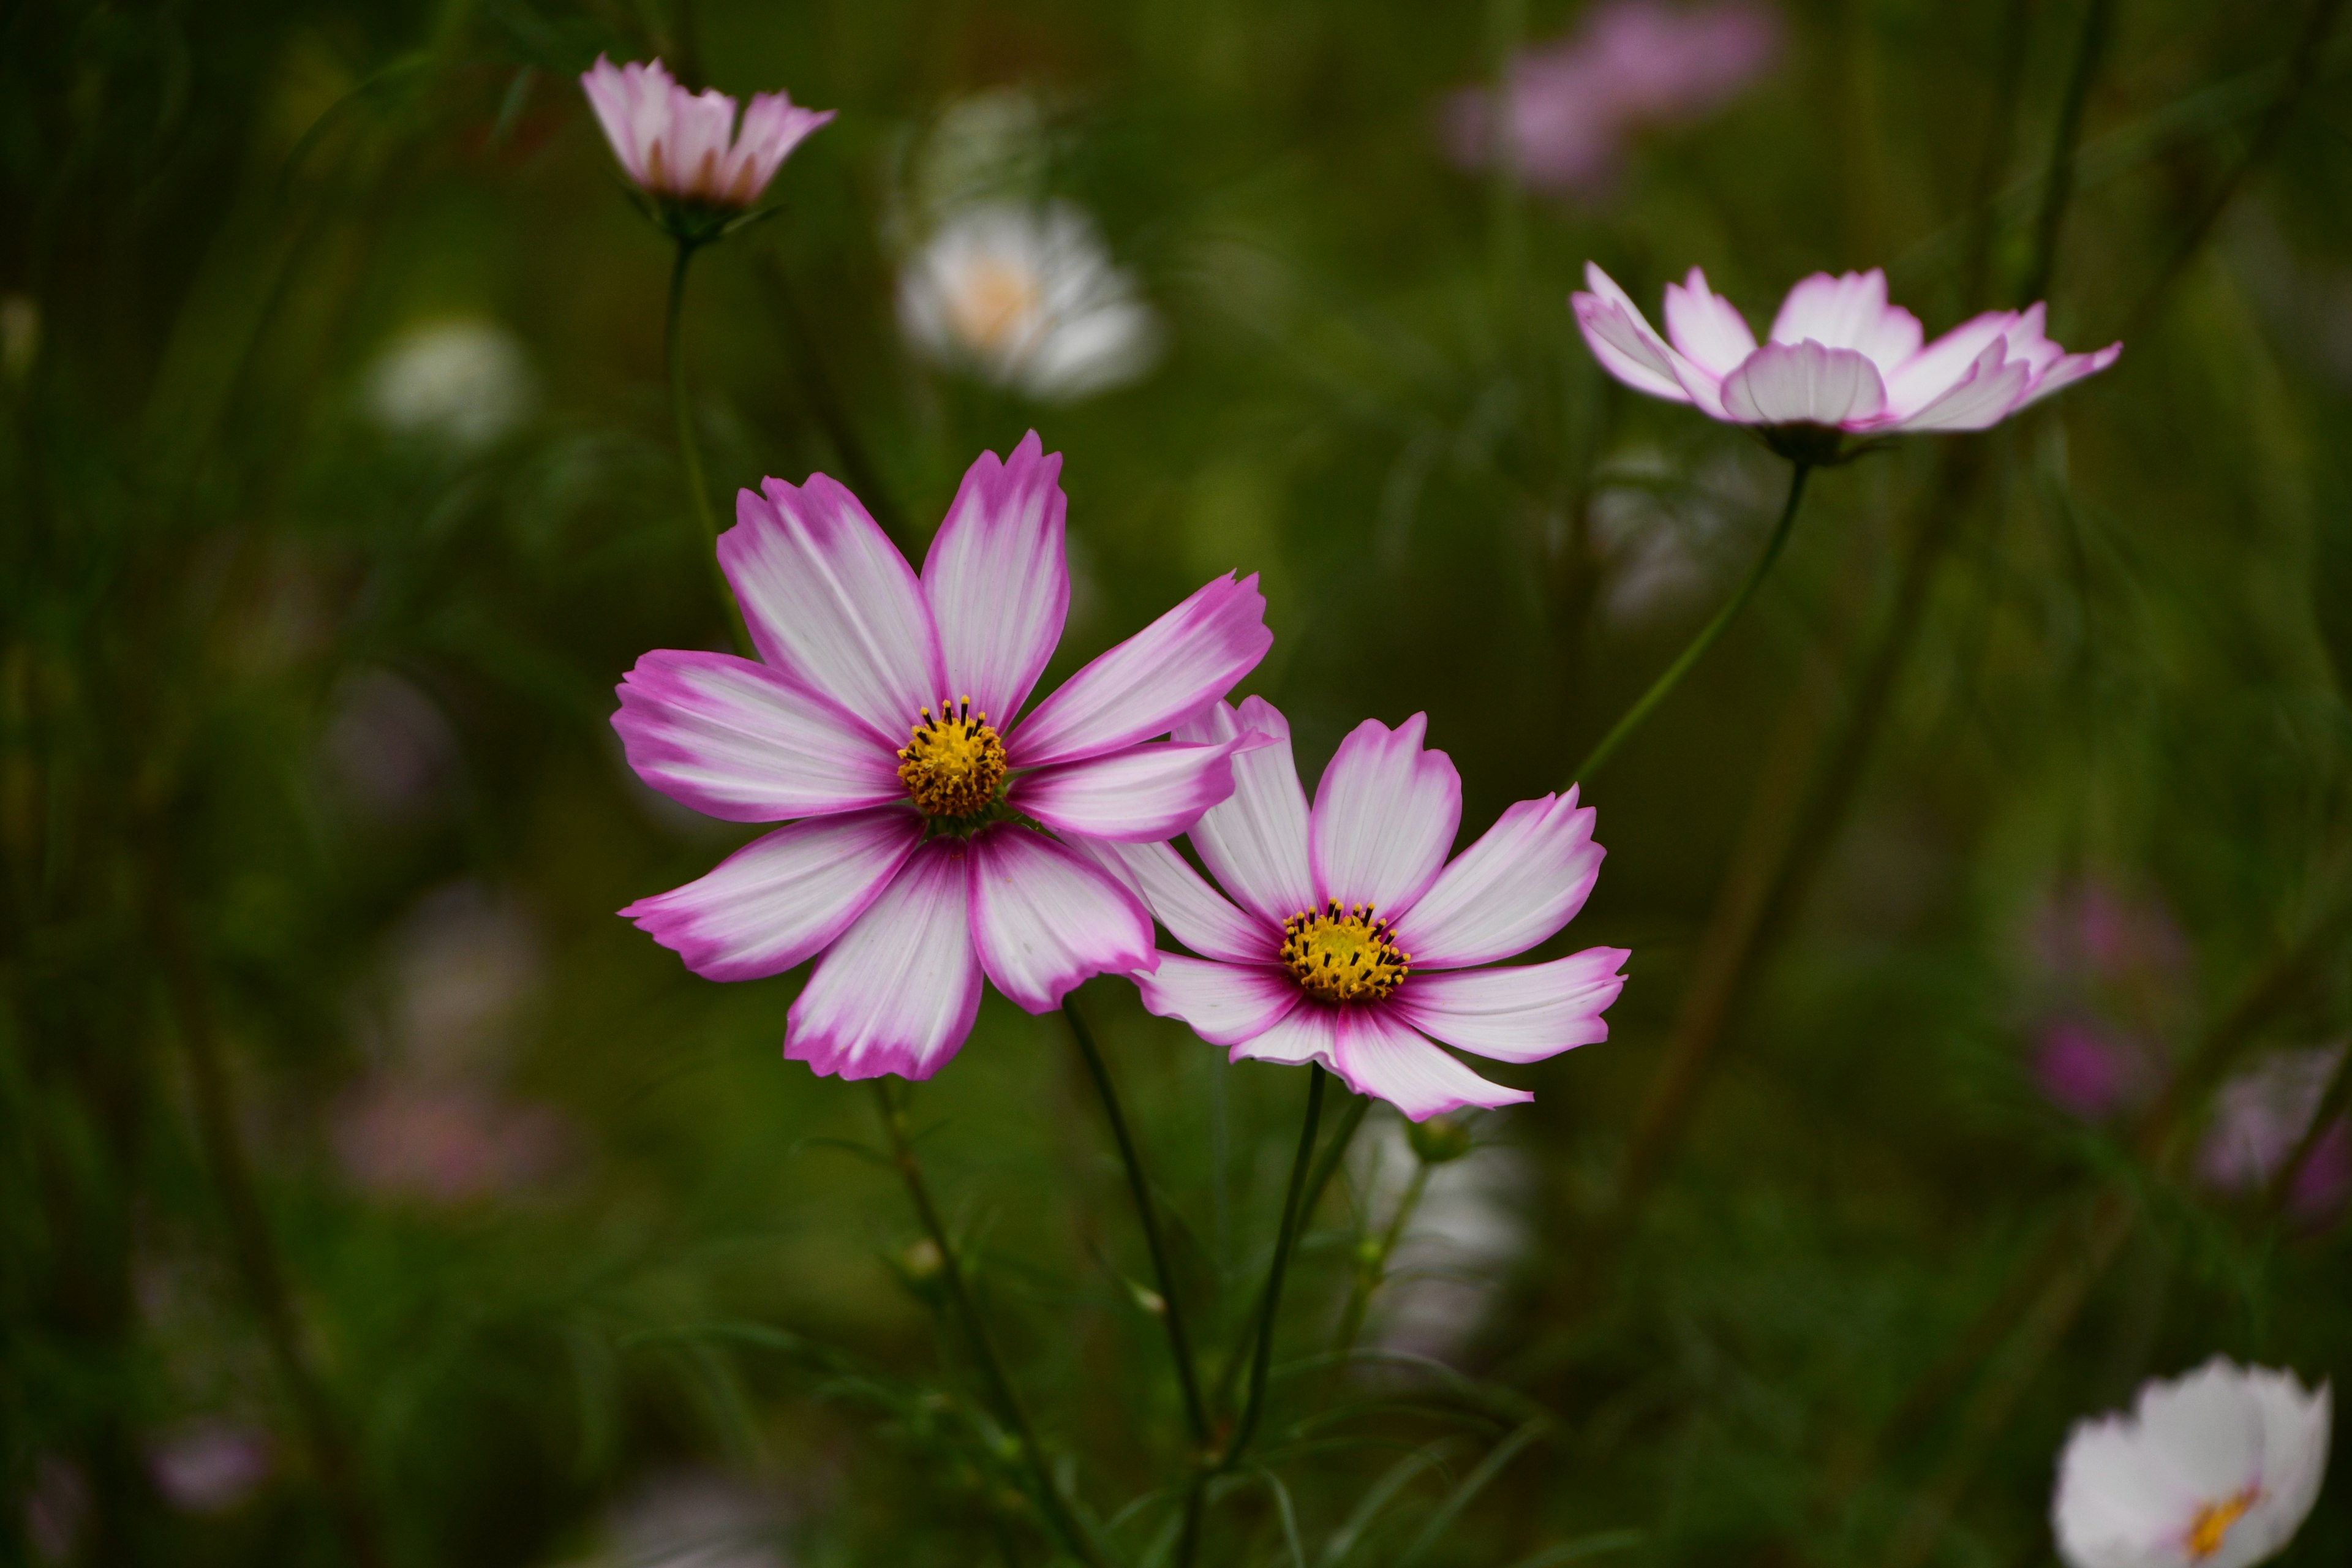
left=1062, top=997, right=1211, bottom=1447
left=1325, top=1162, right=1430, bottom=1399
left=663, top=239, right=752, bottom=656
left=1571, top=460, right=1813, bottom=784
left=872, top=1082, right=1103, bottom=1566
left=2017, top=0, right=2115, bottom=306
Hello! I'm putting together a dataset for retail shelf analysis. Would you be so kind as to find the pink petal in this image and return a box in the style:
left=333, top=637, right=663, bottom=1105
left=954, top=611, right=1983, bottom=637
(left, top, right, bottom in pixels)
left=1572, top=262, right=1695, bottom=404
left=730, top=92, right=832, bottom=201
left=1331, top=1005, right=1531, bottom=1121
left=1177, top=697, right=1316, bottom=928
left=785, top=840, right=981, bottom=1079
left=624, top=809, right=921, bottom=982
left=1231, top=1000, right=1341, bottom=1070
left=2016, top=341, right=2122, bottom=410
left=1134, top=954, right=1301, bottom=1046
left=1882, top=309, right=2018, bottom=414
left=967, top=827, right=1156, bottom=1014
left=1883, top=339, right=2032, bottom=432
left=1010, top=736, right=1269, bottom=843
left=612, top=650, right=903, bottom=821
left=922, top=432, right=1069, bottom=731
left=1071, top=837, right=1277, bottom=965
left=1662, top=266, right=1758, bottom=378
left=720, top=475, right=947, bottom=742
left=579, top=56, right=652, bottom=185
left=1310, top=714, right=1461, bottom=917
left=1719, top=340, right=1888, bottom=428
left=1389, top=948, right=1629, bottom=1063
left=1393, top=789, right=1604, bottom=969
left=1006, top=573, right=1273, bottom=767
left=1766, top=269, right=1923, bottom=369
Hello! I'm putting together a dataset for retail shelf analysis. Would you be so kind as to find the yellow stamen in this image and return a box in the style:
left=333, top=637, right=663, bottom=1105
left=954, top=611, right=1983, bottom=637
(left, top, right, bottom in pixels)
left=2184, top=1488, right=2260, bottom=1561
left=1280, top=899, right=1410, bottom=1004
left=897, top=696, right=1006, bottom=820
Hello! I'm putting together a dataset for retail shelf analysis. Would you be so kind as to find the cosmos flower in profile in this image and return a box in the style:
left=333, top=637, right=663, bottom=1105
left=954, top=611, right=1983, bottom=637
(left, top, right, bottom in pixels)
left=580, top=56, right=833, bottom=235
left=2053, top=1359, right=2331, bottom=1568
left=1087, top=699, right=1626, bottom=1120
left=1574, top=263, right=2121, bottom=456
left=614, top=434, right=1272, bottom=1080
left=899, top=202, right=1161, bottom=401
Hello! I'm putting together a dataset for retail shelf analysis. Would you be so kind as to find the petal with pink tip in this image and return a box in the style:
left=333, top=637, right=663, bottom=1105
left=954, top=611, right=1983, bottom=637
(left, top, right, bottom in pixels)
left=785, top=839, right=981, bottom=1080
left=922, top=432, right=1070, bottom=729
left=612, top=650, right=902, bottom=821
left=968, top=828, right=1156, bottom=1014
left=1073, top=837, right=1276, bottom=963
left=1663, top=267, right=1760, bottom=379
left=721, top=476, right=947, bottom=742
left=1310, top=714, right=1461, bottom=917
left=2015, top=341, right=2122, bottom=410
left=1135, top=955, right=1301, bottom=1046
left=1232, top=1000, right=1341, bottom=1071
left=1766, top=270, right=1923, bottom=369
left=1719, top=341, right=1888, bottom=427
left=1389, top=948, right=1629, bottom=1063
left=1393, top=790, right=1603, bottom=969
left=1572, top=263, right=1694, bottom=404
left=580, top=56, right=653, bottom=185
left=1331, top=1006, right=1531, bottom=1121
left=1006, top=573, right=1272, bottom=767
left=1178, top=697, right=1316, bottom=928
left=731, top=92, right=832, bottom=200
left=625, top=808, right=921, bottom=982
left=1011, top=736, right=1268, bottom=843
left=1882, top=309, right=2019, bottom=417
left=1884, top=341, right=2031, bottom=432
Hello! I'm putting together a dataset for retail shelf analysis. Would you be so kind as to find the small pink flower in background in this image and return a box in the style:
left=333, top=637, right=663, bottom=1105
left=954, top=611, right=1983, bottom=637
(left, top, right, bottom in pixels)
left=2199, top=1046, right=2351, bottom=1221
left=22, top=1455, right=87, bottom=1563
left=2017, top=880, right=2185, bottom=1120
left=615, top=432, right=1272, bottom=1081
left=147, top=1420, right=273, bottom=1515
left=1444, top=1, right=1782, bottom=199
left=1089, top=700, right=1626, bottom=1121
left=580, top=56, right=832, bottom=214
left=333, top=1080, right=573, bottom=1204
left=1574, top=263, right=2121, bottom=446
left=2027, top=878, right=2192, bottom=995
left=2035, top=1020, right=2160, bottom=1121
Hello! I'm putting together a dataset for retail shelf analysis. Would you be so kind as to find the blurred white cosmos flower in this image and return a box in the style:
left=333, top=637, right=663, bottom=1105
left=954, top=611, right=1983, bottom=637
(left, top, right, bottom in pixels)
left=899, top=202, right=1161, bottom=401
left=1357, top=1118, right=1530, bottom=1365
left=2054, top=1359, right=2331, bottom=1568
left=598, top=1471, right=786, bottom=1568
left=364, top=318, right=536, bottom=450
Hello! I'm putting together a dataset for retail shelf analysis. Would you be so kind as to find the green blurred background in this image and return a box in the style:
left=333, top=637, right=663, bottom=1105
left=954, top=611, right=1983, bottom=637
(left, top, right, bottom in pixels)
left=6, top=0, right=2351, bottom=1562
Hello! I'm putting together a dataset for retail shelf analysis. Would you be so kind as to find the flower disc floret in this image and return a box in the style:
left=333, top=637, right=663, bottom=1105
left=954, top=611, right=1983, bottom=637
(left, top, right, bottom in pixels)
left=1280, top=899, right=1409, bottom=1003
left=897, top=697, right=1006, bottom=820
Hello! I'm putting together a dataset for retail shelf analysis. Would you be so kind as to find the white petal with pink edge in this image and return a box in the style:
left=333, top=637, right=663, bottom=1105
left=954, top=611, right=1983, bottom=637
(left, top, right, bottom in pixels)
left=720, top=475, right=946, bottom=741
left=1393, top=789, right=1603, bottom=970
left=1766, top=270, right=1923, bottom=368
left=1178, top=697, right=1316, bottom=929
left=1232, top=1000, right=1341, bottom=1071
left=1135, top=954, right=1301, bottom=1047
left=1884, top=341, right=2032, bottom=432
left=1389, top=948, right=1629, bottom=1063
left=612, top=650, right=903, bottom=821
left=1006, top=573, right=1272, bottom=767
left=625, top=809, right=921, bottom=983
left=1572, top=263, right=1697, bottom=404
left=967, top=828, right=1157, bottom=1014
left=1331, top=1006, right=1531, bottom=1121
left=922, top=432, right=1069, bottom=729
left=2017, top=342, right=2122, bottom=410
left=1719, top=341, right=1889, bottom=427
left=1011, top=736, right=1268, bottom=843
left=785, top=839, right=981, bottom=1080
left=1310, top=714, right=1461, bottom=916
left=1072, top=837, right=1276, bottom=965
left=1663, top=267, right=1759, bottom=379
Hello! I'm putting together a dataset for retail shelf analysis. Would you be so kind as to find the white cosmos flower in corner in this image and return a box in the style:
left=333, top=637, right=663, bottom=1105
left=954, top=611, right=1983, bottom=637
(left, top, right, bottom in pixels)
left=898, top=201, right=1161, bottom=401
left=2054, top=1358, right=2331, bottom=1568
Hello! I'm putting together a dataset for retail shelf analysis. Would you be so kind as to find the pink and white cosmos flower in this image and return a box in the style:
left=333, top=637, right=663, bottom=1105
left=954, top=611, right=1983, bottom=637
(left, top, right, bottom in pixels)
left=1085, top=700, right=1628, bottom=1121
left=1574, top=262, right=2120, bottom=439
left=581, top=56, right=833, bottom=213
left=614, top=433, right=1273, bottom=1081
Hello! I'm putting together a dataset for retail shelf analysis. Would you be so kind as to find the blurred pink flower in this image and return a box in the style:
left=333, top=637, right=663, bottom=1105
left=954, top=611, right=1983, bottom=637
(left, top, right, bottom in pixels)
left=23, top=1455, right=86, bottom=1563
left=579, top=56, right=832, bottom=213
left=2199, top=1047, right=2351, bottom=1221
left=1092, top=701, right=1627, bottom=1121
left=320, top=668, right=460, bottom=825
left=2036, top=1020, right=2158, bottom=1121
left=333, top=1079, right=570, bottom=1205
left=1574, top=264, right=2121, bottom=441
left=146, top=1420, right=272, bottom=1515
left=2028, top=879, right=2191, bottom=995
left=613, top=433, right=1272, bottom=1081
left=1443, top=1, right=1782, bottom=198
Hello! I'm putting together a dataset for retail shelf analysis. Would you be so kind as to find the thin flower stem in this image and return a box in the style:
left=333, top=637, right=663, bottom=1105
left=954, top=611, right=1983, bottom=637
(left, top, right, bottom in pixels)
left=2016, top=0, right=2115, bottom=307
left=663, top=239, right=752, bottom=657
left=1061, top=997, right=1211, bottom=1448
left=1324, top=1161, right=1430, bottom=1402
left=1570, top=460, right=1812, bottom=785
left=871, top=1082, right=1104, bottom=1567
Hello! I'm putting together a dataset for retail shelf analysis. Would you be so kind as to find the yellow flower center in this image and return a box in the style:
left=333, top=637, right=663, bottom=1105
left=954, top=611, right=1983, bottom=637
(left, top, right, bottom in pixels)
left=897, top=697, right=1007, bottom=820
left=2184, top=1488, right=2260, bottom=1561
left=948, top=257, right=1042, bottom=353
left=1281, top=899, right=1410, bottom=1004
